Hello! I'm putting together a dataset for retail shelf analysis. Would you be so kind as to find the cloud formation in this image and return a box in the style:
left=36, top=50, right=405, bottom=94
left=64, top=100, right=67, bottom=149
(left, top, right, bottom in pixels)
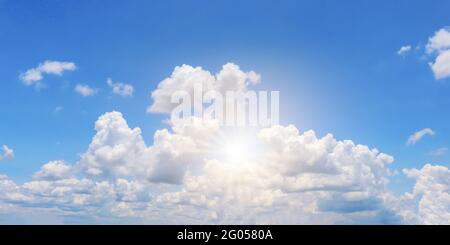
left=1, top=109, right=447, bottom=224
left=107, top=78, right=134, bottom=97
left=0, top=109, right=448, bottom=224
left=426, top=28, right=450, bottom=54
left=397, top=45, right=411, bottom=56
left=430, top=50, right=450, bottom=80
left=158, top=124, right=400, bottom=224
left=0, top=145, right=14, bottom=161
left=0, top=112, right=402, bottom=224
left=75, top=84, right=97, bottom=97
left=401, top=164, right=450, bottom=224
left=148, top=63, right=260, bottom=113
left=427, top=147, right=448, bottom=157
left=407, top=128, right=435, bottom=145
left=20, top=60, right=76, bottom=87
left=80, top=111, right=219, bottom=184
left=1, top=63, right=449, bottom=224
left=427, top=28, right=450, bottom=79
left=33, top=161, right=73, bottom=181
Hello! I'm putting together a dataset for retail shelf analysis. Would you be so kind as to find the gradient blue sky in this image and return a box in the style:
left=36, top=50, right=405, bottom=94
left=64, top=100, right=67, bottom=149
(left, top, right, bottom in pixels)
left=0, top=0, right=449, bottom=195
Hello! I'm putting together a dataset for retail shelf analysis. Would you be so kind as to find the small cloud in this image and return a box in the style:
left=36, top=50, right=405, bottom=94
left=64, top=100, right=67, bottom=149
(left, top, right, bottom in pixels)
left=54, top=106, right=63, bottom=113
left=429, top=50, right=450, bottom=80
left=75, top=84, right=98, bottom=97
left=32, top=160, right=72, bottom=180
left=106, top=78, right=134, bottom=97
left=427, top=147, right=448, bottom=157
left=407, top=128, right=435, bottom=145
left=19, top=60, right=76, bottom=88
left=426, top=28, right=450, bottom=54
left=415, top=44, right=422, bottom=51
left=426, top=28, right=450, bottom=80
left=0, top=145, right=14, bottom=161
left=397, top=45, right=412, bottom=56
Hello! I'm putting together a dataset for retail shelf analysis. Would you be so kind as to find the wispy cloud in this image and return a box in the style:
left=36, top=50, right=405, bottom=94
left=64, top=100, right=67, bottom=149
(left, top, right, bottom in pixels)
left=397, top=45, right=412, bottom=56
left=54, top=106, right=63, bottom=113
left=20, top=60, right=76, bottom=87
left=407, top=128, right=435, bottom=145
left=0, top=145, right=14, bottom=161
left=427, top=147, right=448, bottom=157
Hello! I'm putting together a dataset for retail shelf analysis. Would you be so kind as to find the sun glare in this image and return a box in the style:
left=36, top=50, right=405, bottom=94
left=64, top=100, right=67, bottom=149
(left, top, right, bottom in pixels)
left=224, top=140, right=250, bottom=163
left=212, top=129, right=261, bottom=165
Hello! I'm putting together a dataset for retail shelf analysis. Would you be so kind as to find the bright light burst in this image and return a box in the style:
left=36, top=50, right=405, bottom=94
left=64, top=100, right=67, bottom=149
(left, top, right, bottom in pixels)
left=210, top=127, right=261, bottom=165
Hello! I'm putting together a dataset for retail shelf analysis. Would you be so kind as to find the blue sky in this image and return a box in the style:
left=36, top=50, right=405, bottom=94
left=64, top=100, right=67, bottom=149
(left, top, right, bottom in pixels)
left=0, top=0, right=449, bottom=224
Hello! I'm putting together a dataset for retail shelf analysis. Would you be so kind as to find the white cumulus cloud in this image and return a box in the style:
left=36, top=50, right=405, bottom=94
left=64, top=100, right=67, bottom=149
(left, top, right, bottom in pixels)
left=107, top=78, right=134, bottom=97
left=158, top=124, right=398, bottom=224
left=1, top=63, right=449, bottom=224
left=426, top=28, right=450, bottom=54
left=75, top=84, right=97, bottom=97
left=0, top=110, right=405, bottom=224
left=401, top=164, right=450, bottom=224
left=148, top=63, right=261, bottom=113
left=429, top=49, right=450, bottom=80
left=33, top=161, right=73, bottom=181
left=79, top=111, right=219, bottom=184
left=20, top=60, right=76, bottom=87
left=0, top=111, right=447, bottom=224
left=426, top=28, right=450, bottom=80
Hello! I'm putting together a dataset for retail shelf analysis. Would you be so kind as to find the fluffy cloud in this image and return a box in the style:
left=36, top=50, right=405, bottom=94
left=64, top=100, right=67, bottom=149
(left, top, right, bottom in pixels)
left=1, top=63, right=449, bottom=224
left=107, top=78, right=134, bottom=97
left=146, top=117, right=219, bottom=184
left=80, top=111, right=151, bottom=178
left=45, top=110, right=402, bottom=223
left=0, top=175, right=27, bottom=203
left=257, top=125, right=393, bottom=193
left=426, top=28, right=450, bottom=54
left=0, top=145, right=14, bottom=161
left=0, top=109, right=448, bottom=224
left=148, top=63, right=260, bottom=113
left=397, top=45, right=411, bottom=56
left=401, top=164, right=450, bottom=224
left=33, top=161, right=73, bottom=180
left=20, top=60, right=76, bottom=87
left=79, top=111, right=218, bottom=184
left=0, top=109, right=403, bottom=223
left=158, top=124, right=398, bottom=224
left=406, top=128, right=435, bottom=145
left=75, top=84, right=97, bottom=97
left=429, top=50, right=450, bottom=80
left=427, top=28, right=450, bottom=80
